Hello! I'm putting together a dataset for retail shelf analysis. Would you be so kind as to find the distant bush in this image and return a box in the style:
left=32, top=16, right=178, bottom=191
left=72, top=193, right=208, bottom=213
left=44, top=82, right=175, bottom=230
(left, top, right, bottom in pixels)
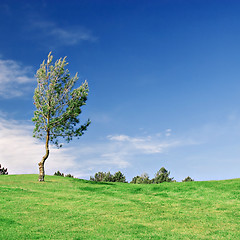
left=54, top=171, right=74, bottom=178
left=152, top=167, right=174, bottom=184
left=131, top=167, right=174, bottom=184
left=113, top=171, right=127, bottom=183
left=90, top=172, right=106, bottom=182
left=54, top=171, right=64, bottom=177
left=90, top=167, right=195, bottom=184
left=0, top=164, right=8, bottom=175
left=104, top=171, right=114, bottom=182
left=182, top=176, right=194, bottom=182
left=65, top=174, right=74, bottom=178
left=130, top=173, right=151, bottom=184
left=90, top=171, right=127, bottom=183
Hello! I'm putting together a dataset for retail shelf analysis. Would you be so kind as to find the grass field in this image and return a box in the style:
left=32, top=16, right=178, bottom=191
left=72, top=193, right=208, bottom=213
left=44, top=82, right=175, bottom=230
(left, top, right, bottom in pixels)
left=0, top=175, right=239, bottom=239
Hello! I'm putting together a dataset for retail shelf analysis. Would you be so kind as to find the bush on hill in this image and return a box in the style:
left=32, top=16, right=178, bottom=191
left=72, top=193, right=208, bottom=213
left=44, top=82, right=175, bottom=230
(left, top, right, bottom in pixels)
left=65, top=174, right=74, bottom=178
left=113, top=171, right=127, bottom=182
left=182, top=176, right=194, bottom=182
left=130, top=173, right=151, bottom=184
left=54, top=171, right=74, bottom=178
left=0, top=164, right=8, bottom=175
left=54, top=171, right=64, bottom=177
left=131, top=167, right=174, bottom=184
left=90, top=171, right=127, bottom=183
left=152, top=167, right=174, bottom=183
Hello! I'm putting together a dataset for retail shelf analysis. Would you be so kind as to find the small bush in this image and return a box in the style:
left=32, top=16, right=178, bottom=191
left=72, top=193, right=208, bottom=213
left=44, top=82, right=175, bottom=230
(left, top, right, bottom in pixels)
left=152, top=167, right=174, bottom=184
left=65, top=174, right=74, bottom=178
left=0, top=164, right=8, bottom=175
left=182, top=176, right=194, bottom=182
left=90, top=172, right=106, bottom=182
left=54, top=171, right=64, bottom=177
left=130, top=173, right=151, bottom=184
left=131, top=168, right=174, bottom=184
left=113, top=171, right=127, bottom=183
left=90, top=171, right=127, bottom=183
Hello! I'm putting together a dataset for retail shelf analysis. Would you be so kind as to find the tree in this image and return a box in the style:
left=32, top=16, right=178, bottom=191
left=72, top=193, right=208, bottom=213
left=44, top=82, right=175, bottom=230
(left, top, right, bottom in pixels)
left=152, top=167, right=174, bottom=183
left=182, top=176, right=194, bottom=182
left=103, top=172, right=114, bottom=182
left=90, top=172, right=106, bottom=182
left=33, top=52, right=90, bottom=182
left=90, top=171, right=127, bottom=183
left=130, top=173, right=150, bottom=184
left=113, top=171, right=127, bottom=183
left=0, top=164, right=8, bottom=175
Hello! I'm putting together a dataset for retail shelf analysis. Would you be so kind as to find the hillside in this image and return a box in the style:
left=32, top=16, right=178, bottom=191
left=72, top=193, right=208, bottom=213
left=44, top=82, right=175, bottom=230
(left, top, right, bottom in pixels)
left=0, top=175, right=239, bottom=239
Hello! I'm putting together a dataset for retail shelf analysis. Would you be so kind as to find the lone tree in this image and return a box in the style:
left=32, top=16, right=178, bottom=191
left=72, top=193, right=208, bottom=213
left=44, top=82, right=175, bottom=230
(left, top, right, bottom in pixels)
left=33, top=52, right=90, bottom=181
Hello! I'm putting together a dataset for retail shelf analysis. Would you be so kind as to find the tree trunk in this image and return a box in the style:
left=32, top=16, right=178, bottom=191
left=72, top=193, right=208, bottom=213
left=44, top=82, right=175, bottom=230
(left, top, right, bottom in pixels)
left=38, top=161, right=45, bottom=182
left=38, top=130, right=50, bottom=182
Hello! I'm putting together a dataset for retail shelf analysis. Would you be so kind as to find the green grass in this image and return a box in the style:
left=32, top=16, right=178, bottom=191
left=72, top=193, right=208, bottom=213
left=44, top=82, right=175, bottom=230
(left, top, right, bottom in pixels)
left=0, top=175, right=239, bottom=239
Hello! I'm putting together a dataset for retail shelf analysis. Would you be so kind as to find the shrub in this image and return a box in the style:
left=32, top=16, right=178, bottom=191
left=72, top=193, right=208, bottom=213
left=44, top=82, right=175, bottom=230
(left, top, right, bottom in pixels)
left=113, top=171, right=127, bottom=183
left=182, top=176, right=194, bottom=182
left=0, top=164, right=8, bottom=175
left=152, top=167, right=174, bottom=184
left=90, top=172, right=106, bottom=182
left=90, top=171, right=127, bottom=183
left=130, top=173, right=151, bottom=184
left=54, top=171, right=64, bottom=177
left=65, top=174, right=74, bottom=178
left=103, top=172, right=114, bottom=182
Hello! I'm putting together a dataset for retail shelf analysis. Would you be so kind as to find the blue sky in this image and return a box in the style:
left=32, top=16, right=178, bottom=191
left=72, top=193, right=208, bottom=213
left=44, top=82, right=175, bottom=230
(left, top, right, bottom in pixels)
left=0, top=0, right=240, bottom=182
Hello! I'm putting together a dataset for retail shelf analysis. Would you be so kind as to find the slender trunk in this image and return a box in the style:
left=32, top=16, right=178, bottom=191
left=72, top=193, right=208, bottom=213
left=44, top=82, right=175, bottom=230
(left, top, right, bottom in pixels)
left=38, top=130, right=50, bottom=182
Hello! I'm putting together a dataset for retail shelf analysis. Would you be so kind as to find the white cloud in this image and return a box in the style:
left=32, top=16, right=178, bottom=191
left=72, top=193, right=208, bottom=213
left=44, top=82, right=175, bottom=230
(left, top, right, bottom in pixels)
left=165, top=128, right=172, bottom=137
left=108, top=134, right=131, bottom=142
left=0, top=58, right=34, bottom=98
left=0, top=118, right=75, bottom=176
left=67, top=133, right=188, bottom=179
left=107, top=134, right=179, bottom=154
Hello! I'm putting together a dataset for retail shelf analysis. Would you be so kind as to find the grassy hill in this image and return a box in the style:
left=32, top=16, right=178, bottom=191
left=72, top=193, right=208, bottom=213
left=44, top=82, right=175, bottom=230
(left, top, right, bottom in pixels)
left=0, top=175, right=239, bottom=239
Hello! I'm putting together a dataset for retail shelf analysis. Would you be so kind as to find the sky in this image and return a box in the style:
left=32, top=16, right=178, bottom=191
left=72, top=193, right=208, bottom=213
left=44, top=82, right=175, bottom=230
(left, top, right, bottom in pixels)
left=0, top=0, right=240, bottom=182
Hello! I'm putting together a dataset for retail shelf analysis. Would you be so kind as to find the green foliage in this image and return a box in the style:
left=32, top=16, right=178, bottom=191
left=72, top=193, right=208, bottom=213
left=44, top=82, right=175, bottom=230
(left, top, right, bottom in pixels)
left=54, top=171, right=74, bottom=178
left=113, top=171, right=127, bottom=182
left=0, top=164, right=8, bottom=175
left=90, top=171, right=127, bottom=183
left=65, top=174, right=74, bottom=178
left=103, top=171, right=114, bottom=182
left=32, top=52, right=90, bottom=147
left=152, top=167, right=174, bottom=183
left=90, top=171, right=107, bottom=182
left=131, top=168, right=174, bottom=184
left=130, top=173, right=151, bottom=184
left=54, top=171, right=64, bottom=177
left=182, top=176, right=194, bottom=182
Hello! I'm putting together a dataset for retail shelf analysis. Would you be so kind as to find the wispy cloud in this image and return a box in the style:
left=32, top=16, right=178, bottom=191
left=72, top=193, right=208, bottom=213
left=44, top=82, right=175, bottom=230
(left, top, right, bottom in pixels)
left=0, top=58, right=34, bottom=98
left=70, top=132, right=186, bottom=177
left=107, top=133, right=180, bottom=154
left=165, top=128, right=172, bottom=137
left=31, top=20, right=97, bottom=46
left=0, top=117, right=75, bottom=175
